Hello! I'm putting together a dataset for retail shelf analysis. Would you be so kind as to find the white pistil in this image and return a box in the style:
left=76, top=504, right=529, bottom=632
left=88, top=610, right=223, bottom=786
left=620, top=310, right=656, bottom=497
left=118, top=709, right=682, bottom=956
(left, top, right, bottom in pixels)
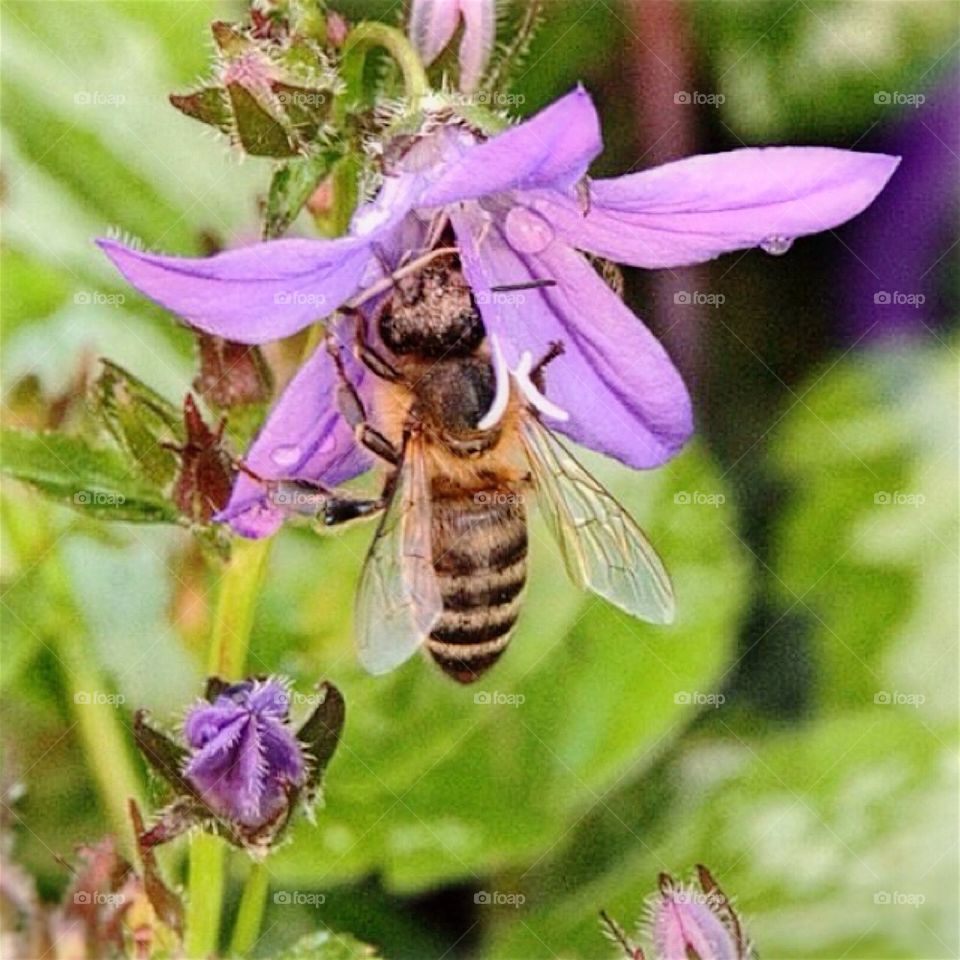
left=478, top=334, right=570, bottom=429
left=478, top=333, right=511, bottom=430
left=514, top=351, right=570, bottom=422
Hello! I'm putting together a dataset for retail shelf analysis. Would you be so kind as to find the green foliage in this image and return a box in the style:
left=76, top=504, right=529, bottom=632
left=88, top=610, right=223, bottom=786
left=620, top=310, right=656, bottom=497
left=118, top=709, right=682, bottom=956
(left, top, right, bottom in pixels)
left=265, top=152, right=342, bottom=240
left=484, top=342, right=959, bottom=960
left=1, top=428, right=179, bottom=523
left=93, top=359, right=185, bottom=490
left=251, top=441, right=748, bottom=891
left=488, top=710, right=957, bottom=959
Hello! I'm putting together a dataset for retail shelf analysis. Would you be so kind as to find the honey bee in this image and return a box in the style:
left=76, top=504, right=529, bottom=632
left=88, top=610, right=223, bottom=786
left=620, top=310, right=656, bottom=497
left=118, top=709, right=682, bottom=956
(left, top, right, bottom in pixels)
left=272, top=247, right=674, bottom=683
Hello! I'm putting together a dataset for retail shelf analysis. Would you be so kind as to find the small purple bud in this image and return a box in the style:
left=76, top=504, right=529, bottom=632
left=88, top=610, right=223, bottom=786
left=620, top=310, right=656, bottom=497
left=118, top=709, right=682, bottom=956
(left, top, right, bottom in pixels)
left=183, top=678, right=305, bottom=830
left=651, top=870, right=743, bottom=960
left=408, top=0, right=496, bottom=94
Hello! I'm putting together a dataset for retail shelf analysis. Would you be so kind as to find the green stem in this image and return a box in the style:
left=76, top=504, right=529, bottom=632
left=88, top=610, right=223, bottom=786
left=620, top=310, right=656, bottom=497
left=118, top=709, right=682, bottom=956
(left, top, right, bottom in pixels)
left=185, top=832, right=226, bottom=959
left=61, top=624, right=144, bottom=849
left=207, top=538, right=273, bottom=678
left=339, top=21, right=430, bottom=115
left=229, top=862, right=270, bottom=956
left=186, top=536, right=273, bottom=958
left=1, top=501, right=142, bottom=851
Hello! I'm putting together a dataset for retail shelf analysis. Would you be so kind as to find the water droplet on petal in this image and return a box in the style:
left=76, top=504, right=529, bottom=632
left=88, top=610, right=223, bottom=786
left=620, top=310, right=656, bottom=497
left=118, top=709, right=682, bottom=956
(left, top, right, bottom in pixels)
left=504, top=206, right=555, bottom=255
left=271, top=444, right=302, bottom=467
left=760, top=235, right=794, bottom=256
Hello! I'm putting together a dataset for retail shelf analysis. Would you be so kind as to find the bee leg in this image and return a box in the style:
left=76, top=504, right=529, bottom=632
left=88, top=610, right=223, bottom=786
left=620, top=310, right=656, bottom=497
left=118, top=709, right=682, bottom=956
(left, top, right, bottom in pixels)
left=325, top=335, right=402, bottom=466
left=338, top=305, right=404, bottom=384
left=322, top=493, right=386, bottom=526
left=359, top=346, right=402, bottom=382
left=356, top=319, right=404, bottom=384
left=277, top=480, right=385, bottom=526
left=529, top=340, right=566, bottom=391
left=357, top=427, right=401, bottom=465
left=235, top=459, right=385, bottom=526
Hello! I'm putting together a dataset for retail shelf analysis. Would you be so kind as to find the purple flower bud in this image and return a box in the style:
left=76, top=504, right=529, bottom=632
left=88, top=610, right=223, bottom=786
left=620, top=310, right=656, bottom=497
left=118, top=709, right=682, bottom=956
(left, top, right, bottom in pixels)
left=651, top=870, right=744, bottom=960
left=183, top=679, right=305, bottom=830
left=408, top=0, right=496, bottom=93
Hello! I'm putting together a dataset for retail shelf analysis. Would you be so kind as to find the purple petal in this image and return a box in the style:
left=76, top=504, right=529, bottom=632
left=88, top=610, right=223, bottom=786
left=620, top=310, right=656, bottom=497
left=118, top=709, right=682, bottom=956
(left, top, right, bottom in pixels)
left=408, top=0, right=461, bottom=65
left=187, top=717, right=266, bottom=825
left=183, top=701, right=244, bottom=750
left=96, top=234, right=376, bottom=344
left=223, top=326, right=373, bottom=538
left=238, top=719, right=270, bottom=817
left=186, top=716, right=248, bottom=775
left=246, top=679, right=292, bottom=719
left=260, top=722, right=305, bottom=783
left=653, top=891, right=738, bottom=960
left=458, top=0, right=496, bottom=94
left=453, top=209, right=692, bottom=469
left=183, top=682, right=307, bottom=828
left=418, top=86, right=602, bottom=207
left=530, top=148, right=900, bottom=268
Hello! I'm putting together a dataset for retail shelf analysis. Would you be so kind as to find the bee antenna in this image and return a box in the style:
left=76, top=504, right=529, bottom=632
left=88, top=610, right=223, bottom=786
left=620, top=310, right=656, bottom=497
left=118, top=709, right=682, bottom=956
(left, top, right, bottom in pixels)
left=490, top=279, right=557, bottom=293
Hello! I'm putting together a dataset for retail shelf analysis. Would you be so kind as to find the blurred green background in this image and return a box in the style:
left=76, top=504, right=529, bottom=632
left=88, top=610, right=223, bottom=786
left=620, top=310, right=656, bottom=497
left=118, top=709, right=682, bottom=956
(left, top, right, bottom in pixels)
left=1, top=1, right=957, bottom=958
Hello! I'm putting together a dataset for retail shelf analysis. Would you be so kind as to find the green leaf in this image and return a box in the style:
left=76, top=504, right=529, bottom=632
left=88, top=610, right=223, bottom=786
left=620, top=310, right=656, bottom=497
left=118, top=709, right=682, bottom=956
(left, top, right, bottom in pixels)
left=169, top=86, right=234, bottom=134
left=252, top=441, right=748, bottom=890
left=0, top=248, right=71, bottom=341
left=133, top=711, right=194, bottom=798
left=1, top=428, right=178, bottom=523
left=264, top=152, right=340, bottom=239
left=93, top=359, right=184, bottom=489
left=227, top=83, right=299, bottom=158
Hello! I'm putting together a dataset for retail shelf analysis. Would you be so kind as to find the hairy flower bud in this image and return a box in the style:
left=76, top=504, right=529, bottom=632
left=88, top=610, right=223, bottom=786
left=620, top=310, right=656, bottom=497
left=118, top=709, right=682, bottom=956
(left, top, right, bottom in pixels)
left=651, top=868, right=747, bottom=960
left=134, top=676, right=344, bottom=854
left=601, top=866, right=749, bottom=960
left=170, top=17, right=339, bottom=157
left=183, top=678, right=304, bottom=829
left=409, top=0, right=496, bottom=94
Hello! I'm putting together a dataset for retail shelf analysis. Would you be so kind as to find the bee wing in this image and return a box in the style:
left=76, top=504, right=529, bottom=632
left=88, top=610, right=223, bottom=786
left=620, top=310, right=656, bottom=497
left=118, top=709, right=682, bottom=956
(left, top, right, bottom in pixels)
left=519, top=414, right=675, bottom=625
left=355, top=434, right=443, bottom=674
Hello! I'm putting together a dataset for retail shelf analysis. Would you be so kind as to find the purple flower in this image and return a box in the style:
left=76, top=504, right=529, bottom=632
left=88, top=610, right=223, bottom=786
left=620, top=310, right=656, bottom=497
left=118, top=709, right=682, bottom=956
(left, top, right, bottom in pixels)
left=409, top=0, right=496, bottom=93
left=652, top=892, right=737, bottom=960
left=601, top=866, right=748, bottom=960
left=134, top=678, right=344, bottom=853
left=98, top=87, right=898, bottom=539
left=183, top=679, right=304, bottom=830
left=650, top=869, right=746, bottom=960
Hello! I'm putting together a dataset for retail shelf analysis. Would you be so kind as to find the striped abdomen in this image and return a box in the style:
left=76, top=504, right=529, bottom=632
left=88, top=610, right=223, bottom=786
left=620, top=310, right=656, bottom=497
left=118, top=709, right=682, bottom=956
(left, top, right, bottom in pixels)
left=426, top=490, right=527, bottom=683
